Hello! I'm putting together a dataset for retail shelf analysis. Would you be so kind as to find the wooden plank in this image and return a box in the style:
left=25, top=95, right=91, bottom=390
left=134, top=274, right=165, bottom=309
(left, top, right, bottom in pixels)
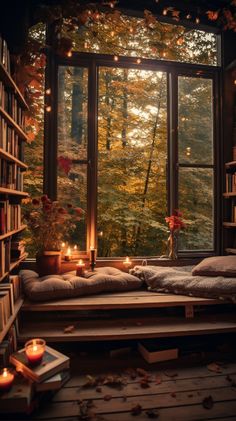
left=65, top=364, right=236, bottom=387
left=0, top=225, right=27, bottom=241
left=53, top=373, right=235, bottom=402
left=0, top=107, right=28, bottom=141
left=0, top=148, right=28, bottom=169
left=22, top=293, right=222, bottom=312
left=33, top=387, right=236, bottom=419
left=0, top=187, right=29, bottom=197
left=0, top=62, right=28, bottom=110
left=18, top=313, right=236, bottom=342
left=0, top=298, right=23, bottom=343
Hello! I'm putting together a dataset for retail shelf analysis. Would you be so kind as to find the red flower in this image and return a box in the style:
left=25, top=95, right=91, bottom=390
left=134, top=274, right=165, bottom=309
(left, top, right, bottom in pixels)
left=74, top=207, right=83, bottom=216
left=41, top=195, right=49, bottom=203
left=32, top=198, right=40, bottom=206
left=165, top=211, right=186, bottom=232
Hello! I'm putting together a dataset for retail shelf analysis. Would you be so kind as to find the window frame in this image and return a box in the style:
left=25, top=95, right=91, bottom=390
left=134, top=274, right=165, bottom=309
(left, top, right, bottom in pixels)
left=44, top=47, right=222, bottom=259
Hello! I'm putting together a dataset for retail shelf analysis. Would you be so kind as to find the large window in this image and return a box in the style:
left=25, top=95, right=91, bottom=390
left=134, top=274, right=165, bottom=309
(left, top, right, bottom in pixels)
left=46, top=13, right=220, bottom=258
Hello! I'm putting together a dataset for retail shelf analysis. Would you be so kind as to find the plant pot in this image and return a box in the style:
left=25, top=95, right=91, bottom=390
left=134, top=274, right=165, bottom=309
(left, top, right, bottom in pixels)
left=36, top=251, right=61, bottom=277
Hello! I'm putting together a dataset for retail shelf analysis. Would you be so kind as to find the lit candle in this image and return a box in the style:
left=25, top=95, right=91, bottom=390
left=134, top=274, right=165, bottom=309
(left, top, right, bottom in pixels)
left=64, top=247, right=72, bottom=261
left=123, top=256, right=132, bottom=269
left=0, top=368, right=14, bottom=392
left=76, top=259, right=85, bottom=276
left=90, top=247, right=96, bottom=271
left=25, top=339, right=46, bottom=366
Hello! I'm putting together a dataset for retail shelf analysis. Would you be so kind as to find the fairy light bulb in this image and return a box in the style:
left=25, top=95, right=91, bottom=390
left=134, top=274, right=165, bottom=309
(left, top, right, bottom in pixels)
left=186, top=13, right=191, bottom=19
left=136, top=58, right=141, bottom=64
left=84, top=41, right=88, bottom=49
left=162, top=51, right=167, bottom=58
left=129, top=27, right=134, bottom=33
left=111, top=31, right=115, bottom=37
left=87, top=10, right=92, bottom=16
left=45, top=88, right=51, bottom=95
left=163, top=8, right=167, bottom=16
left=46, top=105, right=51, bottom=112
left=67, top=50, right=72, bottom=57
left=114, top=55, right=119, bottom=61
left=186, top=147, right=191, bottom=156
left=195, top=16, right=200, bottom=24
left=110, top=2, right=115, bottom=8
left=234, top=80, right=236, bottom=85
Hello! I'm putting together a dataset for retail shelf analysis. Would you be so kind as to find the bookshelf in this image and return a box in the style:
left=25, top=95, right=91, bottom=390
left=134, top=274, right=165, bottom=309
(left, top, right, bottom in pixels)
left=223, top=161, right=236, bottom=254
left=0, top=34, right=27, bottom=346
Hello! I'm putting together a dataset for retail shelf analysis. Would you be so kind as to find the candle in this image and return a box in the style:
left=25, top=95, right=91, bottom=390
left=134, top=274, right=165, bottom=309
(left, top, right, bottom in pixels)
left=64, top=247, right=72, bottom=261
left=76, top=259, right=85, bottom=276
left=0, top=368, right=14, bottom=392
left=90, top=247, right=96, bottom=271
left=25, top=338, right=46, bottom=366
left=123, top=256, right=132, bottom=269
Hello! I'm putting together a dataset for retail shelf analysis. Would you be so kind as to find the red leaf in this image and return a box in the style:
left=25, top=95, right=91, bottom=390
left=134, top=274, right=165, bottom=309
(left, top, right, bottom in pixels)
left=58, top=156, right=72, bottom=175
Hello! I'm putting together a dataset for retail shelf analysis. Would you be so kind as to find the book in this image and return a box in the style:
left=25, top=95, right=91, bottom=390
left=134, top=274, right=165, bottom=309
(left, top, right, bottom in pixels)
left=0, top=373, right=34, bottom=414
left=138, top=339, right=178, bottom=364
left=35, top=370, right=70, bottom=392
left=10, top=345, right=70, bottom=383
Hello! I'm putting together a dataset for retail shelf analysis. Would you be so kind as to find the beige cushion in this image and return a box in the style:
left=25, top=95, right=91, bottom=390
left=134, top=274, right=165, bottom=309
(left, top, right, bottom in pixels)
left=192, top=256, right=236, bottom=277
left=19, top=267, right=143, bottom=302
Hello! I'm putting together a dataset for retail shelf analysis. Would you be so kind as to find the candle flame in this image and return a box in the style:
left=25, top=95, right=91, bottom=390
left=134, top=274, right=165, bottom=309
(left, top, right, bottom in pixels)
left=32, top=339, right=38, bottom=351
left=62, top=242, right=65, bottom=247
left=125, top=257, right=130, bottom=262
left=74, top=245, right=78, bottom=250
left=79, top=259, right=83, bottom=265
left=3, top=368, right=8, bottom=377
left=67, top=247, right=71, bottom=255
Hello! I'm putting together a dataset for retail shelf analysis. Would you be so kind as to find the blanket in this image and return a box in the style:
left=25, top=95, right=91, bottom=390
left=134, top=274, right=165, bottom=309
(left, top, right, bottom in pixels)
left=130, top=265, right=236, bottom=303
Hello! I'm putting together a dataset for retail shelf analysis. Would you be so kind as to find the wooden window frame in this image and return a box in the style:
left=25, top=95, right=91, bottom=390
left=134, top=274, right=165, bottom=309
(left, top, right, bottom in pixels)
left=44, top=42, right=222, bottom=259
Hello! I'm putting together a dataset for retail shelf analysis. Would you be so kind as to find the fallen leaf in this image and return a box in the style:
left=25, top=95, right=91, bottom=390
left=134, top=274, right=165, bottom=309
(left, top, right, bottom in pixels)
left=164, top=371, right=178, bottom=378
left=82, top=375, right=98, bottom=388
left=146, top=409, right=159, bottom=418
left=131, top=404, right=142, bottom=416
left=202, top=395, right=214, bottom=410
left=139, top=378, right=150, bottom=388
left=155, top=375, right=162, bottom=385
left=207, top=362, right=222, bottom=373
left=103, top=394, right=112, bottom=401
left=137, top=368, right=148, bottom=377
left=64, top=325, right=75, bottom=334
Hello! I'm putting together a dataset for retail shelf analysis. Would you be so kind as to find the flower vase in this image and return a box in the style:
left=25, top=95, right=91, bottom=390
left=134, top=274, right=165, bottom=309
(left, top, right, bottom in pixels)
left=36, top=251, right=61, bottom=277
left=167, top=231, right=178, bottom=260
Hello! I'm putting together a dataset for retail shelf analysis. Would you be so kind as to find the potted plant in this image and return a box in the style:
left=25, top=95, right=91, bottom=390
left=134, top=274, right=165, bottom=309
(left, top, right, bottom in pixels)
left=24, top=195, right=83, bottom=276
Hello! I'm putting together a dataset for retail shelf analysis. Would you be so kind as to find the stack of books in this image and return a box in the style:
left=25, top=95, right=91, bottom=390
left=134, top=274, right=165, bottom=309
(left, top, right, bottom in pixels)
left=138, top=338, right=178, bottom=364
left=0, top=345, right=70, bottom=414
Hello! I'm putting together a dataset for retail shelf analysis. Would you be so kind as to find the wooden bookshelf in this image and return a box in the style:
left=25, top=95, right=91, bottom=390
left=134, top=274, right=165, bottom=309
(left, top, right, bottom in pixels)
left=0, top=148, right=27, bottom=169
left=0, top=253, right=28, bottom=283
left=0, top=187, right=29, bottom=196
left=223, top=192, right=236, bottom=198
left=0, top=36, right=27, bottom=347
left=0, top=106, right=28, bottom=141
left=225, top=160, right=236, bottom=168
left=0, top=225, right=27, bottom=241
left=0, top=298, right=23, bottom=343
left=0, top=62, right=28, bottom=110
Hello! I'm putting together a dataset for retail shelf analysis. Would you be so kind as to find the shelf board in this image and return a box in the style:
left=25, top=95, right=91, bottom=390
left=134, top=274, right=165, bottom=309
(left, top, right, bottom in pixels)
left=223, top=192, right=236, bottom=197
left=0, top=148, right=27, bottom=169
left=223, top=222, right=236, bottom=228
left=0, top=63, right=28, bottom=110
left=0, top=253, right=28, bottom=283
left=0, top=225, right=27, bottom=241
left=0, top=187, right=29, bottom=197
left=0, top=107, right=28, bottom=141
left=225, top=160, right=236, bottom=168
left=225, top=248, right=236, bottom=254
left=0, top=298, right=23, bottom=343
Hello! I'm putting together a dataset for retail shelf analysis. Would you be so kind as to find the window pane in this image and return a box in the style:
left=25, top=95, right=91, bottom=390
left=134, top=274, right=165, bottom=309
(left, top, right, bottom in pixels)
left=178, top=168, right=214, bottom=251
left=63, top=14, right=218, bottom=66
left=178, top=76, right=213, bottom=165
left=57, top=66, right=88, bottom=251
left=98, top=67, right=167, bottom=257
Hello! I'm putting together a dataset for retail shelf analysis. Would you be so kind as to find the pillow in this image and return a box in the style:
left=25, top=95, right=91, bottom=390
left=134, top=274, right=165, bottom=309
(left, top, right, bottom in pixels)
left=192, top=256, right=236, bottom=277
left=19, top=267, right=143, bottom=302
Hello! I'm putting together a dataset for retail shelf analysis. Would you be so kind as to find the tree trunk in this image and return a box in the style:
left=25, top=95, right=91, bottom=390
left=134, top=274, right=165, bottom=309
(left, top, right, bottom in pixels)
left=134, top=75, right=165, bottom=254
left=71, top=67, right=84, bottom=144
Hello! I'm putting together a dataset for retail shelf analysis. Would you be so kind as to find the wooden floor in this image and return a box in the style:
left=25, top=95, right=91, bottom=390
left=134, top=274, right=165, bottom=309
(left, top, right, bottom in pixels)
left=3, top=348, right=236, bottom=421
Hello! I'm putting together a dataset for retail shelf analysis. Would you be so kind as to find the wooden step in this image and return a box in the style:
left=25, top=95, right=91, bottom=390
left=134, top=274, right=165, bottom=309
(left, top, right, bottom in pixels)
left=18, top=313, right=236, bottom=342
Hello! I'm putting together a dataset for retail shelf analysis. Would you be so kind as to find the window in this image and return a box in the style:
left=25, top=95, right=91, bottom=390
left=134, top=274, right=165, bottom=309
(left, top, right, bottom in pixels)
left=45, top=14, right=220, bottom=258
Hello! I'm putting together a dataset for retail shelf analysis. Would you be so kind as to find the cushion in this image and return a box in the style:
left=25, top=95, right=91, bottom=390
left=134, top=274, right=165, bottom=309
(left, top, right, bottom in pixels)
left=19, top=267, right=143, bottom=302
left=192, top=256, right=236, bottom=277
